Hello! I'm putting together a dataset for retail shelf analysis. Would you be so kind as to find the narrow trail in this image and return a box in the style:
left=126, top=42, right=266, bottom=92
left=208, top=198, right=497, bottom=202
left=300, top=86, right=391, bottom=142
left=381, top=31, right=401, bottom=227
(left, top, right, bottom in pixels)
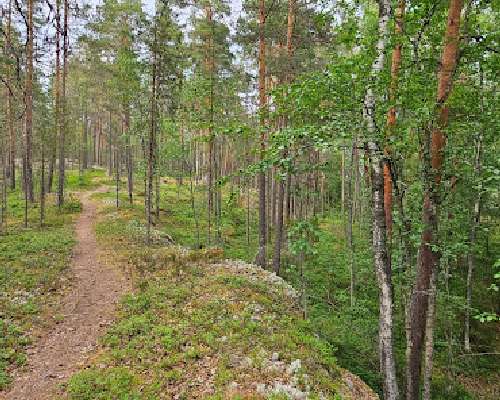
left=0, top=189, right=131, bottom=400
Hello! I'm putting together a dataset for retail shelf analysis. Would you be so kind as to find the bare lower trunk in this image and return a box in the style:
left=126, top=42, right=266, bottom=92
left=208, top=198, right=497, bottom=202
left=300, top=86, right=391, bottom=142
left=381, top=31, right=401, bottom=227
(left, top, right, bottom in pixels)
left=147, top=22, right=158, bottom=245
left=40, top=141, right=46, bottom=226
left=6, top=0, right=15, bottom=190
left=115, top=146, right=120, bottom=208
left=125, top=109, right=133, bottom=205
left=82, top=112, right=88, bottom=169
left=255, top=0, right=267, bottom=267
left=464, top=66, right=484, bottom=353
left=370, top=146, right=399, bottom=400
left=24, top=0, right=34, bottom=203
left=422, top=269, right=438, bottom=400
left=58, top=0, right=69, bottom=207
left=346, top=141, right=355, bottom=307
left=0, top=128, right=6, bottom=231
left=272, top=171, right=285, bottom=275
left=207, top=138, right=213, bottom=245
left=108, top=112, right=113, bottom=177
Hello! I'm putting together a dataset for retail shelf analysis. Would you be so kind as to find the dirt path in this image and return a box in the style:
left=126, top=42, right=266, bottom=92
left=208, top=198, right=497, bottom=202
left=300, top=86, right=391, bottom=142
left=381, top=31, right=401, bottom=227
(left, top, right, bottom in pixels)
left=0, top=189, right=131, bottom=400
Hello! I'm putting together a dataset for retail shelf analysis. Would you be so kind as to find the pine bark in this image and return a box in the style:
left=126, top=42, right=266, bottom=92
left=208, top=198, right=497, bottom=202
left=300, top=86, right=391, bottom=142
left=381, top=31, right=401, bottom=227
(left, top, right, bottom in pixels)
left=58, top=0, right=69, bottom=207
left=147, top=22, right=158, bottom=245
left=272, top=0, right=295, bottom=274
left=125, top=107, right=133, bottom=205
left=6, top=0, right=15, bottom=190
left=24, top=0, right=35, bottom=202
left=385, top=0, right=405, bottom=240
left=255, top=0, right=267, bottom=267
left=83, top=111, right=89, bottom=169
left=406, top=2, right=464, bottom=399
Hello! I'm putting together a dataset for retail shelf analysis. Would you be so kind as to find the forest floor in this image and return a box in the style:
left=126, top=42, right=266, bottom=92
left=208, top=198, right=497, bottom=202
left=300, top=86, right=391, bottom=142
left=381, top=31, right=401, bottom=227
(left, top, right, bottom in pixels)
left=0, top=187, right=131, bottom=400
left=0, top=175, right=379, bottom=399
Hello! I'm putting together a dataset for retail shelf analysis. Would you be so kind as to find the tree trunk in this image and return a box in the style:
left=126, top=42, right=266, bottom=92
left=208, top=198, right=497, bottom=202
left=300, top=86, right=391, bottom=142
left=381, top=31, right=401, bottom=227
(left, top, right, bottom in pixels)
left=341, top=149, right=345, bottom=214
left=6, top=0, right=15, bottom=190
left=82, top=111, right=88, bottom=169
left=346, top=141, right=355, bottom=307
left=422, top=269, right=438, bottom=400
left=58, top=0, right=69, bottom=207
left=272, top=150, right=287, bottom=275
left=464, top=69, right=484, bottom=351
left=115, top=145, right=120, bottom=208
left=108, top=112, right=113, bottom=176
left=385, top=0, right=405, bottom=241
left=125, top=107, right=133, bottom=205
left=362, top=1, right=399, bottom=399
left=147, top=21, right=158, bottom=245
left=406, top=2, right=464, bottom=399
left=40, top=139, right=46, bottom=226
left=24, top=0, right=34, bottom=203
left=0, top=119, right=6, bottom=231
left=255, top=0, right=267, bottom=267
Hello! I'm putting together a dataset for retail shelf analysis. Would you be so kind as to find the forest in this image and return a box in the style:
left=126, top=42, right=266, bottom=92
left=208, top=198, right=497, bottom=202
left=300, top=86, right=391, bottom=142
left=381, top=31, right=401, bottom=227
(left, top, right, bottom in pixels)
left=0, top=0, right=498, bottom=399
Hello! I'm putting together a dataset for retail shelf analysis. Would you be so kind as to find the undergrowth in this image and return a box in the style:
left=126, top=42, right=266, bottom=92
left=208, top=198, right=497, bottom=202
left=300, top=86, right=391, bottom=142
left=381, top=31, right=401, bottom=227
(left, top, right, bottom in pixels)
left=62, top=202, right=351, bottom=399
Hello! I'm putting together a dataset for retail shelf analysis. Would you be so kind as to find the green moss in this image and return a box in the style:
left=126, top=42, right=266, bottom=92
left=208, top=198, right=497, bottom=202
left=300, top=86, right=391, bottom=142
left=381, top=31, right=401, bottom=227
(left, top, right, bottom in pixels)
left=66, top=367, right=142, bottom=400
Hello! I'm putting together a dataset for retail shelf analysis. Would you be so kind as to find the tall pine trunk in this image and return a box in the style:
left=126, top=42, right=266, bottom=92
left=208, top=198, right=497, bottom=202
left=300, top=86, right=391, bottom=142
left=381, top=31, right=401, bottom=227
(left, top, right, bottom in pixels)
left=406, top=2, right=464, bottom=399
left=384, top=0, right=405, bottom=241
left=82, top=111, right=88, bottom=169
left=58, top=0, right=69, bottom=207
left=24, top=0, right=34, bottom=203
left=6, top=0, right=15, bottom=190
left=125, top=108, right=133, bottom=205
left=272, top=0, right=295, bottom=275
left=255, top=0, right=267, bottom=267
left=147, top=20, right=158, bottom=245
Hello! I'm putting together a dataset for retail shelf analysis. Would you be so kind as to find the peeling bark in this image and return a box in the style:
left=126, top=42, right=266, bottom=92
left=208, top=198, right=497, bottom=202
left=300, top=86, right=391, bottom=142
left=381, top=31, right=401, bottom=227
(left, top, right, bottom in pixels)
left=385, top=0, right=405, bottom=240
left=406, top=1, right=464, bottom=399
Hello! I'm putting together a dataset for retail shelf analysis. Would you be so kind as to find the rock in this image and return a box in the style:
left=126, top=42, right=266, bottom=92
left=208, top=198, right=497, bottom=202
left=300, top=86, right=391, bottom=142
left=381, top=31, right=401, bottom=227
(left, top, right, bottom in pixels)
left=256, top=383, right=267, bottom=395
left=345, top=376, right=354, bottom=390
left=271, top=352, right=280, bottom=362
left=265, top=361, right=285, bottom=374
left=241, top=356, right=253, bottom=369
left=251, top=314, right=261, bottom=322
left=288, top=359, right=302, bottom=375
left=272, top=382, right=308, bottom=400
left=228, top=354, right=240, bottom=368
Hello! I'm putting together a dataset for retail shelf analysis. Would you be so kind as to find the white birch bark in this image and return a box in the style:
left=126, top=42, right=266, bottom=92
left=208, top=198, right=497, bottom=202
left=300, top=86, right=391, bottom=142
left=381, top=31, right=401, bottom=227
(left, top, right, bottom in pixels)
left=362, top=1, right=399, bottom=399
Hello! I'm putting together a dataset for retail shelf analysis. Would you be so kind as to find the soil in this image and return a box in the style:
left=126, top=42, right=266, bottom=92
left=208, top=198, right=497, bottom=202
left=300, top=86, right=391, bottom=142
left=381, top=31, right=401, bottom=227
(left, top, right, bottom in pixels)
left=0, top=189, right=131, bottom=400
